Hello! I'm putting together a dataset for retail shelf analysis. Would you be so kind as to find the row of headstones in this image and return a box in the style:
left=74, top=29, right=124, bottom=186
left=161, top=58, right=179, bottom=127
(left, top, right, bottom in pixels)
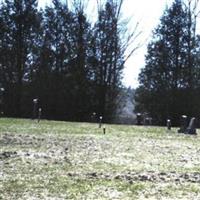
left=167, top=115, right=197, bottom=135
left=33, top=100, right=197, bottom=136
left=32, top=101, right=197, bottom=136
left=33, top=102, right=106, bottom=133
left=33, top=103, right=106, bottom=135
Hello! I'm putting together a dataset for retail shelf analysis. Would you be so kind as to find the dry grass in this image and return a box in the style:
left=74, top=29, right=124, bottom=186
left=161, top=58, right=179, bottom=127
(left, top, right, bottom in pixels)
left=1, top=118, right=200, bottom=199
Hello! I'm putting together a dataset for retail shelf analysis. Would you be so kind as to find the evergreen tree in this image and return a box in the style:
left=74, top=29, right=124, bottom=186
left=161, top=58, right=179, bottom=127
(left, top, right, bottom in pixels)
left=69, top=0, right=94, bottom=121
left=0, top=0, right=137, bottom=122
left=36, top=0, right=93, bottom=121
left=135, top=0, right=200, bottom=125
left=0, top=0, right=41, bottom=117
left=36, top=0, right=76, bottom=120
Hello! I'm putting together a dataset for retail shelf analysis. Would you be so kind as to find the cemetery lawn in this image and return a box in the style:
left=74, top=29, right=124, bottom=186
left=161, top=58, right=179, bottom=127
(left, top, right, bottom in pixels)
left=1, top=118, right=200, bottom=200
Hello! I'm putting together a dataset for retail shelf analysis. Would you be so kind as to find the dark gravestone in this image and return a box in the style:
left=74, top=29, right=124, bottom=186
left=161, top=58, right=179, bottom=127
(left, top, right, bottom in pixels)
left=136, top=113, right=142, bottom=125
left=167, top=119, right=171, bottom=130
left=186, top=117, right=197, bottom=135
left=178, top=115, right=187, bottom=133
left=103, top=126, right=106, bottom=134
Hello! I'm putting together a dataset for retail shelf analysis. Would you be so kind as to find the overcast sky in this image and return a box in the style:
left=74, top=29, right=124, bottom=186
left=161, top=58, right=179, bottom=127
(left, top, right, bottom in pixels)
left=121, top=0, right=174, bottom=88
left=38, top=0, right=175, bottom=88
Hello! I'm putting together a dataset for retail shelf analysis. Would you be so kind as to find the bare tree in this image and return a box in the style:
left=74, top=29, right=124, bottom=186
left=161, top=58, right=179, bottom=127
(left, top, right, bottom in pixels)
left=185, top=0, right=200, bottom=37
left=92, top=0, right=142, bottom=121
left=182, top=0, right=200, bottom=88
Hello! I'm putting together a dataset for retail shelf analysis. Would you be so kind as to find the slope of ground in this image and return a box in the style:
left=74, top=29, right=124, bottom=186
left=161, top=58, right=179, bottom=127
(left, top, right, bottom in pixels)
left=1, top=118, right=200, bottom=199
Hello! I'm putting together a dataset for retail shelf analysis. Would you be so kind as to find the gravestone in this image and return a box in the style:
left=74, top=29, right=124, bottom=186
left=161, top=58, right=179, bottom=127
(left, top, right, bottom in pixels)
left=186, top=117, right=197, bottom=135
left=149, top=117, right=152, bottom=125
left=0, top=88, right=5, bottom=116
left=136, top=113, right=142, bottom=125
left=91, top=112, right=97, bottom=123
left=144, top=117, right=149, bottom=125
left=32, top=98, right=38, bottom=119
left=178, top=115, right=187, bottom=133
left=144, top=117, right=153, bottom=125
left=167, top=119, right=171, bottom=130
left=38, top=108, right=42, bottom=123
left=99, top=116, right=103, bottom=128
left=103, top=126, right=106, bottom=134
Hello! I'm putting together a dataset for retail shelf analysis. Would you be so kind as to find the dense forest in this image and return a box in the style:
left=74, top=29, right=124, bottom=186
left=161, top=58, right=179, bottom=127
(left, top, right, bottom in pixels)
left=0, top=0, right=138, bottom=122
left=1, top=0, right=199, bottom=126
left=135, top=0, right=200, bottom=125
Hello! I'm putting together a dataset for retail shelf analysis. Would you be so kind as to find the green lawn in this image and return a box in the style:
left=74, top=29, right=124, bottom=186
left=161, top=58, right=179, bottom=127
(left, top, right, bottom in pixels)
left=1, top=118, right=200, bottom=199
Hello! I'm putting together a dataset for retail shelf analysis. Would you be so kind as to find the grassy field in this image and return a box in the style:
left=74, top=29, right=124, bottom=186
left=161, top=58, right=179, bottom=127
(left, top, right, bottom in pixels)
left=1, top=118, right=200, bottom=199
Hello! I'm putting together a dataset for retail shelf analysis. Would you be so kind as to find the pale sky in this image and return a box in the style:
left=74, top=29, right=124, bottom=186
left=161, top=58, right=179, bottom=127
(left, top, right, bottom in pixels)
left=121, top=0, right=174, bottom=88
left=38, top=0, right=174, bottom=88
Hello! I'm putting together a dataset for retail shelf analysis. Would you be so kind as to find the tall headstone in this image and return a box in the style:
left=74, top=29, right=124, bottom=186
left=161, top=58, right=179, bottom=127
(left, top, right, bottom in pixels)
left=178, top=115, right=187, bottom=133
left=167, top=119, right=171, bottom=130
left=186, top=117, right=197, bottom=135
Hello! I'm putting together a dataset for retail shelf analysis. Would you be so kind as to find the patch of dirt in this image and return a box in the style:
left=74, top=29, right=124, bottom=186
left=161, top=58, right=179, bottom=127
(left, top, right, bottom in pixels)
left=1, top=132, right=200, bottom=190
left=0, top=133, right=45, bottom=146
left=67, top=171, right=200, bottom=184
left=0, top=151, right=18, bottom=160
left=0, top=133, right=71, bottom=164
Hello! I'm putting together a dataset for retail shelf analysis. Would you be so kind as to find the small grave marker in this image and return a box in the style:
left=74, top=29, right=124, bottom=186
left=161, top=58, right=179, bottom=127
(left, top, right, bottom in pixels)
left=38, top=108, right=42, bottom=123
left=91, top=112, right=97, bottom=123
left=32, top=98, right=38, bottom=120
left=149, top=117, right=152, bottom=125
left=167, top=119, right=171, bottom=130
left=103, top=126, right=106, bottom=134
left=136, top=113, right=142, bottom=125
left=0, top=88, right=5, bottom=115
left=178, top=115, right=187, bottom=133
left=144, top=117, right=153, bottom=126
left=99, top=116, right=103, bottom=128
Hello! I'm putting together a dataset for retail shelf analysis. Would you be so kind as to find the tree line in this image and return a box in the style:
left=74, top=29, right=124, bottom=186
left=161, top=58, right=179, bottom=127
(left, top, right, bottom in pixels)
left=0, top=0, right=139, bottom=122
left=135, top=0, right=200, bottom=125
